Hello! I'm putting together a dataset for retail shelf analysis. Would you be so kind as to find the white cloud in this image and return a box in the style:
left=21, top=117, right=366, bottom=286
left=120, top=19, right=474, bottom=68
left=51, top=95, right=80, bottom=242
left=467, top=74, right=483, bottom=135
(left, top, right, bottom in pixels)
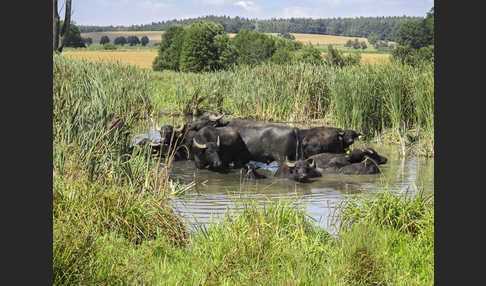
left=282, top=7, right=312, bottom=18
left=199, top=0, right=227, bottom=5
left=233, top=1, right=261, bottom=13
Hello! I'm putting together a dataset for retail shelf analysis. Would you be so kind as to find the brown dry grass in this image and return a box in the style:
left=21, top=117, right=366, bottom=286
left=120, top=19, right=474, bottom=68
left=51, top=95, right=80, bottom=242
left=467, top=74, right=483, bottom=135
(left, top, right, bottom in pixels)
left=83, top=30, right=393, bottom=47
left=64, top=49, right=390, bottom=69
left=320, top=52, right=391, bottom=65
left=63, top=50, right=158, bottom=69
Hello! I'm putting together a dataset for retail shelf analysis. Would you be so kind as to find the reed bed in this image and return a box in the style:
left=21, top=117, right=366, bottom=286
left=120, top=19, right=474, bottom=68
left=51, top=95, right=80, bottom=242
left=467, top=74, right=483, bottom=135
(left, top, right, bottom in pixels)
left=154, top=61, right=433, bottom=154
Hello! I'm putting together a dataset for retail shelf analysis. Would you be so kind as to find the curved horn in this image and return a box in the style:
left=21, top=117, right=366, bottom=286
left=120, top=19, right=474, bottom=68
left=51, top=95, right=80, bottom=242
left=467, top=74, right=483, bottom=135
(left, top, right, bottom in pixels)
left=156, top=123, right=161, bottom=131
left=208, top=113, right=224, bottom=121
left=192, top=138, right=207, bottom=149
left=310, top=159, right=316, bottom=168
left=216, top=136, right=220, bottom=147
left=285, top=161, right=296, bottom=167
left=150, top=142, right=161, bottom=147
left=174, top=124, right=184, bottom=132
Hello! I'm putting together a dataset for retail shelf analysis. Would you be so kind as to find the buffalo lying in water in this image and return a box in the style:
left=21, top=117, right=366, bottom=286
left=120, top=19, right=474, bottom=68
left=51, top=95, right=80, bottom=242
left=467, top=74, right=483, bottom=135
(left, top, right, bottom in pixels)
left=308, top=148, right=387, bottom=175
left=299, top=126, right=363, bottom=157
left=274, top=158, right=321, bottom=183
left=222, top=118, right=302, bottom=163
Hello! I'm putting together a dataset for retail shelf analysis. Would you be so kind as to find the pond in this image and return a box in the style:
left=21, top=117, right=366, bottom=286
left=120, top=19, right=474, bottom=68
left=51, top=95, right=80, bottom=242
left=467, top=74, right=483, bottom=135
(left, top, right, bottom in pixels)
left=138, top=117, right=434, bottom=232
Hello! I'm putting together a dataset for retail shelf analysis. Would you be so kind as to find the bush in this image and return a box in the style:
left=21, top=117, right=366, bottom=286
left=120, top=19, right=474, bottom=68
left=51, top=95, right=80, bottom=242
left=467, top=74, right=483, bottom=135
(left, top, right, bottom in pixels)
left=141, top=36, right=149, bottom=46
left=100, top=35, right=110, bottom=45
left=325, top=45, right=360, bottom=67
left=297, top=44, right=323, bottom=65
left=114, top=36, right=127, bottom=46
left=271, top=47, right=293, bottom=65
left=103, top=43, right=117, bottom=50
left=127, top=35, right=140, bottom=46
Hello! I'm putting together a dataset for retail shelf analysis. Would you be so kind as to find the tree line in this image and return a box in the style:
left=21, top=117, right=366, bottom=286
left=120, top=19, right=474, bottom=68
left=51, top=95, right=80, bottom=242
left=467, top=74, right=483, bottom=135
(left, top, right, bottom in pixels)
left=152, top=21, right=362, bottom=73
left=78, top=15, right=424, bottom=42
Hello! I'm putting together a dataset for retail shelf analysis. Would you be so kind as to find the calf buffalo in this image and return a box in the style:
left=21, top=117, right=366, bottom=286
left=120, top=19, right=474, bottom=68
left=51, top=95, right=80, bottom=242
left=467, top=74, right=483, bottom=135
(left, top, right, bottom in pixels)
left=191, top=126, right=251, bottom=171
left=241, top=163, right=266, bottom=179
left=222, top=118, right=302, bottom=163
left=274, top=159, right=321, bottom=183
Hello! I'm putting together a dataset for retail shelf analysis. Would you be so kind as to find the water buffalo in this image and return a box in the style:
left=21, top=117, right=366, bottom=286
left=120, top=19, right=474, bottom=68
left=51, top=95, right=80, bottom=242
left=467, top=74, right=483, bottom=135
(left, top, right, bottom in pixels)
left=191, top=126, right=251, bottom=171
left=222, top=118, right=302, bottom=163
left=299, top=126, right=363, bottom=158
left=308, top=148, right=387, bottom=175
left=170, top=112, right=228, bottom=160
left=274, top=159, right=321, bottom=183
left=241, top=163, right=266, bottom=179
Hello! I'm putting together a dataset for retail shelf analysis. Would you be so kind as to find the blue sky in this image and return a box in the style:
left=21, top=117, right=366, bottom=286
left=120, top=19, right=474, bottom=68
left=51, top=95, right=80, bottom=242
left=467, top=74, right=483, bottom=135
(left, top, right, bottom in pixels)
left=69, top=0, right=434, bottom=26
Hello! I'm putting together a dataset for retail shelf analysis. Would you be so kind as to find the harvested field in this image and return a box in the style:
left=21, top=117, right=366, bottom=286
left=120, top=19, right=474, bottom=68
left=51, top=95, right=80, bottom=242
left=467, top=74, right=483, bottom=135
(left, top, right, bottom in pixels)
left=64, top=49, right=390, bottom=69
left=63, top=50, right=158, bottom=69
left=320, top=52, right=391, bottom=65
left=81, top=31, right=164, bottom=45
left=84, top=31, right=375, bottom=47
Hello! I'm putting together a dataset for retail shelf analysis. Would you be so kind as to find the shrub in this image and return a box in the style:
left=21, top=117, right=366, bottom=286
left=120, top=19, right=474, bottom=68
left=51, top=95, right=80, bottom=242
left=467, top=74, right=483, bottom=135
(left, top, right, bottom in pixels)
left=99, top=35, right=110, bottom=45
left=103, top=43, right=116, bottom=50
left=141, top=35, right=149, bottom=46
left=114, top=36, right=127, bottom=46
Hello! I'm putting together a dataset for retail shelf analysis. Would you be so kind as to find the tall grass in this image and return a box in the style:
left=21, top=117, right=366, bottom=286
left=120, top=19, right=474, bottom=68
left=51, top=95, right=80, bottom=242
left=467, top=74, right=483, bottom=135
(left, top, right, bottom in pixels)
left=151, top=61, right=433, bottom=155
left=53, top=55, right=190, bottom=285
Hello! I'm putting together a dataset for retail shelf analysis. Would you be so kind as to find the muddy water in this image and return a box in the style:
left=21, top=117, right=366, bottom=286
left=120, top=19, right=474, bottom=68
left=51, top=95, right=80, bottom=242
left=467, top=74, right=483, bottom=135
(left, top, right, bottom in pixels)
left=138, top=117, right=434, bottom=231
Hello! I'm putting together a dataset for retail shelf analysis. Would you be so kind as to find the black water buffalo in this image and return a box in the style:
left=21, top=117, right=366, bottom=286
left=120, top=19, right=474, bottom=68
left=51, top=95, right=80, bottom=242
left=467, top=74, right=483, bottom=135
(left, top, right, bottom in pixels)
left=274, top=159, right=321, bottom=183
left=241, top=163, right=266, bottom=179
left=222, top=118, right=302, bottom=163
left=299, top=126, right=363, bottom=157
left=308, top=148, right=387, bottom=175
left=170, top=112, right=229, bottom=160
left=191, top=126, right=251, bottom=171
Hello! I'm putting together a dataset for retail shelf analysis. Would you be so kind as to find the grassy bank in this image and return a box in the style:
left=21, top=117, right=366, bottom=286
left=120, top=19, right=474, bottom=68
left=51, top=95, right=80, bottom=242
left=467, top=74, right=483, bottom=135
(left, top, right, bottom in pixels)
left=54, top=180, right=433, bottom=285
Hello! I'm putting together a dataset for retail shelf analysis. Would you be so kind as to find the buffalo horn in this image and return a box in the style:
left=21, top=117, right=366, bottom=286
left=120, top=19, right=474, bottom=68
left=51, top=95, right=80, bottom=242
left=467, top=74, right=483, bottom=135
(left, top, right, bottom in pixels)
left=216, top=136, right=220, bottom=147
left=192, top=138, right=207, bottom=149
left=174, top=124, right=184, bottom=132
left=208, top=113, right=224, bottom=121
left=309, top=159, right=316, bottom=168
left=285, top=161, right=296, bottom=167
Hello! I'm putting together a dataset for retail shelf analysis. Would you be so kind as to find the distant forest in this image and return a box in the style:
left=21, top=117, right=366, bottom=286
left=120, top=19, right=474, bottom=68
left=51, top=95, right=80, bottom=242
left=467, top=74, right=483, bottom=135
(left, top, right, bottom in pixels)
left=79, top=15, right=423, bottom=42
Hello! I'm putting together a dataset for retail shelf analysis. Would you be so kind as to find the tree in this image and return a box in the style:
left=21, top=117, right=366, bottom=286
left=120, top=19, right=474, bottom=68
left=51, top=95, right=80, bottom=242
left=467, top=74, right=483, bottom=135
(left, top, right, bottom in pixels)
left=352, top=39, right=361, bottom=49
left=179, top=21, right=228, bottom=72
left=153, top=25, right=186, bottom=71
left=360, top=41, right=367, bottom=49
left=82, top=37, right=93, bottom=46
left=100, top=35, right=110, bottom=45
left=232, top=29, right=276, bottom=66
left=325, top=45, right=360, bottom=67
left=345, top=39, right=353, bottom=48
left=395, top=8, right=433, bottom=50
left=297, top=44, right=323, bottom=65
left=141, top=36, right=149, bottom=46
left=114, top=36, right=127, bottom=46
left=53, top=0, right=72, bottom=52
left=127, top=35, right=140, bottom=46
left=63, top=22, right=85, bottom=48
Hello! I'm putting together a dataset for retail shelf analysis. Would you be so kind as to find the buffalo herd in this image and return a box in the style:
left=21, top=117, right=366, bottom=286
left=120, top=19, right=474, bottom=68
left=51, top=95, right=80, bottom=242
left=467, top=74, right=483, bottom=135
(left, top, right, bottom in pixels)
left=130, top=112, right=388, bottom=183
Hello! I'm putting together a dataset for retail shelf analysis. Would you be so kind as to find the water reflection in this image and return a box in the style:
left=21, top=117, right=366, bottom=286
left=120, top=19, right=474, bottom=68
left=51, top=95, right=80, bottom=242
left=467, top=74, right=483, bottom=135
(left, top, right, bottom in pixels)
left=165, top=143, right=434, bottom=232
